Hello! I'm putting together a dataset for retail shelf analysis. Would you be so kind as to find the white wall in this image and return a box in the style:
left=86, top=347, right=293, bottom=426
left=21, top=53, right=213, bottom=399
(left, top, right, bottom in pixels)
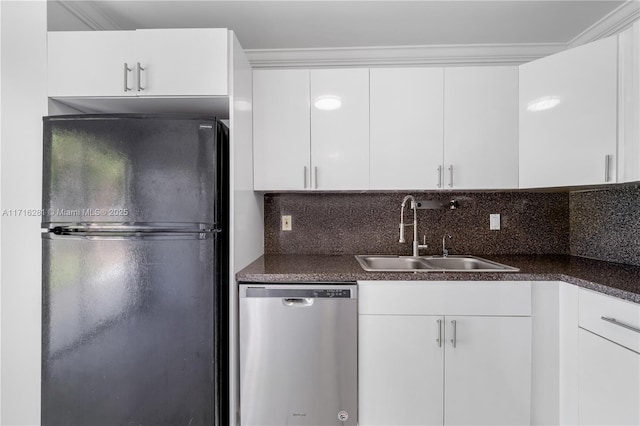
left=228, top=31, right=263, bottom=426
left=0, top=1, right=48, bottom=425
left=0, top=4, right=3, bottom=421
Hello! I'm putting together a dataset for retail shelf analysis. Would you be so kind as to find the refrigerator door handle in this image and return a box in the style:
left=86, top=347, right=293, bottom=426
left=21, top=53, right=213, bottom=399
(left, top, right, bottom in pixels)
left=46, top=226, right=219, bottom=239
left=44, top=231, right=219, bottom=241
left=47, top=223, right=216, bottom=234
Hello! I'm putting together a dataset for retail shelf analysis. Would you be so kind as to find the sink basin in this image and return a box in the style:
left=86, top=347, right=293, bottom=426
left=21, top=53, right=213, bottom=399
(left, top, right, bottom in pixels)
left=356, top=255, right=434, bottom=271
left=421, top=256, right=518, bottom=271
left=355, top=255, right=518, bottom=272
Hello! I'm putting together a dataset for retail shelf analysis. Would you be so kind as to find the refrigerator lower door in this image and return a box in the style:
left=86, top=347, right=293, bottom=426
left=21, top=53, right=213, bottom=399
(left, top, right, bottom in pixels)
left=42, top=232, right=220, bottom=426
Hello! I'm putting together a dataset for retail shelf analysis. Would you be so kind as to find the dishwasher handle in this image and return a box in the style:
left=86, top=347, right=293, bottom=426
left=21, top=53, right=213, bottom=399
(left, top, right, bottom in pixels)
left=283, top=298, right=314, bottom=307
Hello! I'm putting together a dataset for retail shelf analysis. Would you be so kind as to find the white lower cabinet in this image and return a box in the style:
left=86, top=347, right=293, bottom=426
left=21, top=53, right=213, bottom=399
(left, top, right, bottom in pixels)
left=359, top=315, right=444, bottom=426
left=358, top=281, right=532, bottom=426
left=578, top=329, right=640, bottom=426
left=577, top=288, right=640, bottom=426
left=444, top=316, right=532, bottom=426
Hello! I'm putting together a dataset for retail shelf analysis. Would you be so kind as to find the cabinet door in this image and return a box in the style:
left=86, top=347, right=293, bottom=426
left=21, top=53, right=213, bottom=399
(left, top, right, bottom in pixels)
left=311, top=69, right=369, bottom=190
left=253, top=69, right=311, bottom=190
left=444, top=67, right=518, bottom=189
left=136, top=29, right=228, bottom=96
left=444, top=316, right=531, bottom=426
left=370, top=68, right=444, bottom=189
left=520, top=36, right=618, bottom=188
left=48, top=31, right=136, bottom=97
left=359, top=315, right=444, bottom=426
left=618, top=21, right=640, bottom=183
left=579, top=328, right=640, bottom=425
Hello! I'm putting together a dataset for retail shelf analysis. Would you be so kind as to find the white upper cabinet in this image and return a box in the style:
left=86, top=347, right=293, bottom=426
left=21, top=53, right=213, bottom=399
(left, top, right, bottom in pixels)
left=48, top=31, right=136, bottom=97
left=444, top=66, right=519, bottom=189
left=253, top=68, right=370, bottom=191
left=253, top=69, right=311, bottom=191
left=618, top=21, right=640, bottom=183
left=370, top=68, right=444, bottom=190
left=134, top=29, right=228, bottom=96
left=519, top=36, right=618, bottom=188
left=311, top=69, right=370, bottom=190
left=368, top=66, right=517, bottom=190
left=48, top=29, right=228, bottom=98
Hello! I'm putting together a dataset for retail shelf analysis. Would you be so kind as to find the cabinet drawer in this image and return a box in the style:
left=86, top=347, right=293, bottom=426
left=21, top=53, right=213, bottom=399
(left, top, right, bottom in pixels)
left=358, top=281, right=531, bottom=316
left=579, top=289, right=640, bottom=353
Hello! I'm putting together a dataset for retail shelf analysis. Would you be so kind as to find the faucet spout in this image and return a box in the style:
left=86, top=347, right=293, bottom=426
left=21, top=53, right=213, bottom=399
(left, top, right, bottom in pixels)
left=399, top=195, right=428, bottom=256
left=399, top=195, right=415, bottom=243
left=442, top=234, right=452, bottom=257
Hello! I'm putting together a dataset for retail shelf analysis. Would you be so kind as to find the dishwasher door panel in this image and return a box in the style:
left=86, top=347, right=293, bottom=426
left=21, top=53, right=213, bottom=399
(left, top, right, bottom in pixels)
left=239, top=285, right=357, bottom=426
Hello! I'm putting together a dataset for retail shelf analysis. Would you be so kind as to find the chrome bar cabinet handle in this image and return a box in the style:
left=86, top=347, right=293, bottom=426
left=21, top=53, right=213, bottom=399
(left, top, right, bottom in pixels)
left=437, top=165, right=442, bottom=188
left=448, top=165, right=454, bottom=188
left=450, top=320, right=457, bottom=348
left=601, top=316, right=640, bottom=334
left=123, top=63, right=132, bottom=92
left=604, top=155, right=611, bottom=182
left=436, top=319, right=442, bottom=347
left=137, top=62, right=145, bottom=91
left=303, top=166, right=308, bottom=189
left=314, top=166, right=318, bottom=189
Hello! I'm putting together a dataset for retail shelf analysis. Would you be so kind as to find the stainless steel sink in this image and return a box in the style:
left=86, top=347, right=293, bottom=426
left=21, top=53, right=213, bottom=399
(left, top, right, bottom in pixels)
left=356, top=256, right=435, bottom=271
left=355, top=255, right=518, bottom=272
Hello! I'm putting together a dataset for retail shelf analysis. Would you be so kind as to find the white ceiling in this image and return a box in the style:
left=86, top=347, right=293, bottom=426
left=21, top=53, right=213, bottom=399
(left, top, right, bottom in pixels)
left=47, top=1, right=639, bottom=66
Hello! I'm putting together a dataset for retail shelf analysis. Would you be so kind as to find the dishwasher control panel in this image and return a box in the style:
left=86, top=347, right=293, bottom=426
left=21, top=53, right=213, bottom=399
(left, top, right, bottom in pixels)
left=244, top=286, right=354, bottom=298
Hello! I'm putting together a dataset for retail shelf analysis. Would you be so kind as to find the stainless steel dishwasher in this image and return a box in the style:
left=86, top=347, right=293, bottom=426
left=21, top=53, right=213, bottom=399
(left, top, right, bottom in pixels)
left=239, top=283, right=357, bottom=426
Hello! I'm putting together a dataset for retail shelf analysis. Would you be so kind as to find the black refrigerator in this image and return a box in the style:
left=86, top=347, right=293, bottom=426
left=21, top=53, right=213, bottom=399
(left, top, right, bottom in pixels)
left=41, top=114, right=228, bottom=426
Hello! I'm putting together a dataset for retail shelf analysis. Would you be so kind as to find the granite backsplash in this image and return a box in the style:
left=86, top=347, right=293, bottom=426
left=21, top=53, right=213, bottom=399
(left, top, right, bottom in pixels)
left=264, top=192, right=570, bottom=256
left=570, top=184, right=640, bottom=267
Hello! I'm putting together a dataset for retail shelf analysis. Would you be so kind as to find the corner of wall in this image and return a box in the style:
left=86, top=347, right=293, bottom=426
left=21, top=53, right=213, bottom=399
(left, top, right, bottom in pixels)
left=1, top=1, right=48, bottom=425
left=228, top=31, right=262, bottom=426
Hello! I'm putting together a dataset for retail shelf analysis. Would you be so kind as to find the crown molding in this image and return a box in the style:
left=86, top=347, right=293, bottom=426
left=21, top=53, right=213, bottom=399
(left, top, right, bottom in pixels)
left=56, top=0, right=639, bottom=68
left=245, top=43, right=566, bottom=69
left=569, top=0, right=640, bottom=47
left=57, top=0, right=122, bottom=31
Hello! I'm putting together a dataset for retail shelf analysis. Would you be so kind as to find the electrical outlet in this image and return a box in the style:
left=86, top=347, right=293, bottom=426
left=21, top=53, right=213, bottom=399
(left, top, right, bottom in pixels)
left=490, top=214, right=501, bottom=230
left=281, top=215, right=292, bottom=231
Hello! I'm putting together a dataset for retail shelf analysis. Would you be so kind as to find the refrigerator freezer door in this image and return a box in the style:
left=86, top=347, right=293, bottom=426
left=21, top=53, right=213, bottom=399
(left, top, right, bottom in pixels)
left=42, top=233, right=219, bottom=426
left=42, top=115, right=220, bottom=227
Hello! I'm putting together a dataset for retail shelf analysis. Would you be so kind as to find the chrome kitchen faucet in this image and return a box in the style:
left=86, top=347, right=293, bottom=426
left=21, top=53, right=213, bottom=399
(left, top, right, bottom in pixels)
left=442, top=234, right=452, bottom=257
left=399, top=195, right=429, bottom=257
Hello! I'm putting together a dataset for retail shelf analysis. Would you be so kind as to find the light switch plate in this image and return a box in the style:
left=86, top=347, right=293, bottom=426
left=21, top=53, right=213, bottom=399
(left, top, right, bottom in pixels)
left=490, top=214, right=501, bottom=230
left=281, top=215, right=292, bottom=231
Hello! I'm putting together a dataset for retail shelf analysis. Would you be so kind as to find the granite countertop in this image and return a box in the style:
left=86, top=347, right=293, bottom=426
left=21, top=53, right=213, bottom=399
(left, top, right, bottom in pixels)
left=236, top=254, right=640, bottom=304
